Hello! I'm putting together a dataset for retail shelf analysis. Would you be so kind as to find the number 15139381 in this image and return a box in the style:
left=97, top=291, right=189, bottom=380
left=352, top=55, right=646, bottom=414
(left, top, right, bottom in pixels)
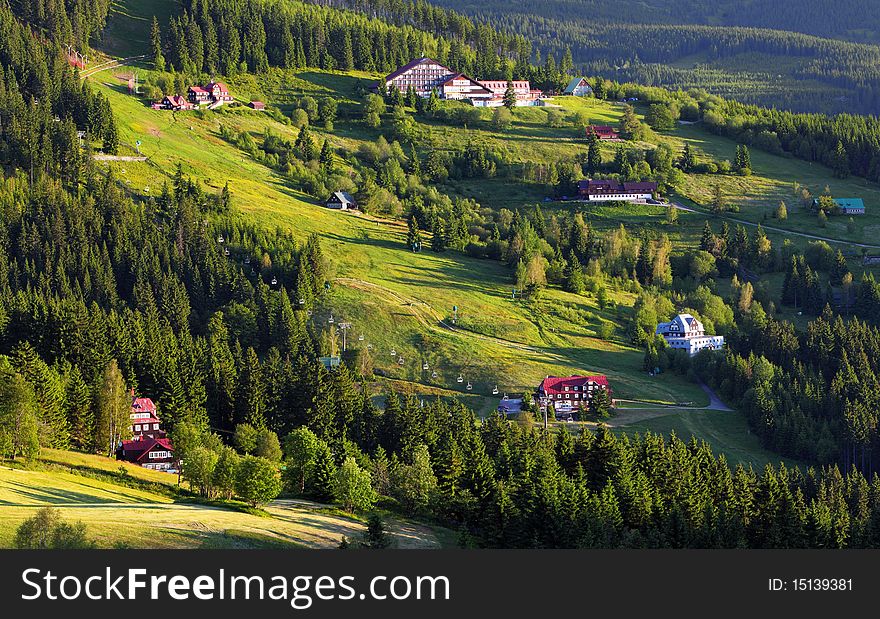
left=769, top=578, right=853, bottom=591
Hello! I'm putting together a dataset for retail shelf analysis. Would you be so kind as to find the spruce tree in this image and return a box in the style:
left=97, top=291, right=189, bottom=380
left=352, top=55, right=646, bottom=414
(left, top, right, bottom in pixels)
left=503, top=81, right=517, bottom=110
left=151, top=16, right=166, bottom=72
left=406, top=216, right=422, bottom=251
left=308, top=440, right=337, bottom=502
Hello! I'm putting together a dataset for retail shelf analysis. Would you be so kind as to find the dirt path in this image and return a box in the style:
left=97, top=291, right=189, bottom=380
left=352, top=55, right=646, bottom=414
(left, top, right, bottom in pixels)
left=80, top=55, right=147, bottom=79
left=269, top=499, right=442, bottom=549
left=611, top=381, right=732, bottom=427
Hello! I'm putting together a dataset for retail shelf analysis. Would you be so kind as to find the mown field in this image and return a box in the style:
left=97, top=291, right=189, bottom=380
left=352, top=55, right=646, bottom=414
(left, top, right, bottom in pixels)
left=0, top=450, right=450, bottom=549
left=612, top=409, right=806, bottom=470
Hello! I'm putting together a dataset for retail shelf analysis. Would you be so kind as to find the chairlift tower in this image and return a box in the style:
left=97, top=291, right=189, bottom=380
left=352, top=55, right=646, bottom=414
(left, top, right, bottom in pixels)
left=338, top=322, right=352, bottom=352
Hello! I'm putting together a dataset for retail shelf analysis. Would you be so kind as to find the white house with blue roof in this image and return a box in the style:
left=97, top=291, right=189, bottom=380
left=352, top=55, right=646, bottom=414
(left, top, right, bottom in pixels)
left=656, top=314, right=724, bottom=355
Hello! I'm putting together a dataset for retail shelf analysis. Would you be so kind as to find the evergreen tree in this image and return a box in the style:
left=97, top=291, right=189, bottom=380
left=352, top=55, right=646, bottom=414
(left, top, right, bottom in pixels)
left=308, top=440, right=337, bottom=502
left=406, top=216, right=422, bottom=251
left=503, top=81, right=517, bottom=110
left=150, top=16, right=166, bottom=72
left=680, top=142, right=697, bottom=171
left=586, top=133, right=602, bottom=174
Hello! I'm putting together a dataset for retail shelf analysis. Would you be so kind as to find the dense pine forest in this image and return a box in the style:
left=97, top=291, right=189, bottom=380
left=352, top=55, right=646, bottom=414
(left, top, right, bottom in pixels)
left=7, top=0, right=880, bottom=549
left=430, top=0, right=880, bottom=44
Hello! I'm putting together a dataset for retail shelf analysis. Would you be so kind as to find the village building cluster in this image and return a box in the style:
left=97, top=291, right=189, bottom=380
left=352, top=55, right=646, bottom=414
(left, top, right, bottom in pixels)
left=152, top=80, right=233, bottom=111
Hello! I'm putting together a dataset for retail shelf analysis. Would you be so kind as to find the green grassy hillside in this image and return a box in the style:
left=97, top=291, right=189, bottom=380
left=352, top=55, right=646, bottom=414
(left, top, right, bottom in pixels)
left=83, top=33, right=880, bottom=465
left=0, top=451, right=449, bottom=548
left=87, top=64, right=710, bottom=409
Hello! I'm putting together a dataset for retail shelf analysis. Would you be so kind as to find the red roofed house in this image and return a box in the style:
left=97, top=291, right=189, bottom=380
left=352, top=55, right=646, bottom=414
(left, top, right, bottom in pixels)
left=188, top=85, right=212, bottom=105
left=248, top=101, right=266, bottom=110
left=188, top=81, right=233, bottom=106
left=117, top=437, right=176, bottom=471
left=205, top=81, right=233, bottom=103
left=129, top=389, right=165, bottom=440
left=440, top=73, right=492, bottom=102
left=116, top=390, right=175, bottom=471
left=587, top=125, right=620, bottom=140
left=154, top=95, right=195, bottom=111
left=476, top=80, right=543, bottom=106
left=577, top=179, right=658, bottom=202
left=536, top=375, right=612, bottom=420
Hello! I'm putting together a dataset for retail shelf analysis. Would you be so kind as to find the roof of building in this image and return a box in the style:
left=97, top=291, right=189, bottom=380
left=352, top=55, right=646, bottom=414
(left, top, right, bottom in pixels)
left=564, top=77, right=592, bottom=94
left=835, top=198, right=865, bottom=211
left=188, top=86, right=209, bottom=94
left=656, top=313, right=703, bottom=335
left=385, top=57, right=450, bottom=82
left=578, top=179, right=658, bottom=193
left=206, top=81, right=229, bottom=92
left=538, top=375, right=610, bottom=395
left=249, top=101, right=265, bottom=108
left=131, top=396, right=156, bottom=414
left=120, top=437, right=174, bottom=461
left=440, top=72, right=490, bottom=89
left=328, top=191, right=356, bottom=205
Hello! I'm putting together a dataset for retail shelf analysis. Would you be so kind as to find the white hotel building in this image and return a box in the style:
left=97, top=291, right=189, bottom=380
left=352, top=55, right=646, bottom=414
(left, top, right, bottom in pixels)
left=655, top=314, right=724, bottom=356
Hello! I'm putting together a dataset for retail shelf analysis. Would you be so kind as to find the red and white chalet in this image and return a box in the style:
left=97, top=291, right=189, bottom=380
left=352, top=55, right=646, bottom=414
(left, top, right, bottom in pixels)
left=536, top=375, right=612, bottom=414
left=116, top=391, right=175, bottom=471
left=117, top=437, right=176, bottom=471
left=187, top=81, right=233, bottom=106
left=152, top=95, right=195, bottom=111
left=129, top=390, right=165, bottom=439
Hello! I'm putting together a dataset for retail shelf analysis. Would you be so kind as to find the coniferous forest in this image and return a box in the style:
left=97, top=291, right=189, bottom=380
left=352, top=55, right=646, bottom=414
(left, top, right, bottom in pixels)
left=6, top=0, right=880, bottom=549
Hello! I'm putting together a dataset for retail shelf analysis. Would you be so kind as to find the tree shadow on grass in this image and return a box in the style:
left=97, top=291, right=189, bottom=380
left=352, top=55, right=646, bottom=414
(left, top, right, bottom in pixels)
left=0, top=479, right=164, bottom=506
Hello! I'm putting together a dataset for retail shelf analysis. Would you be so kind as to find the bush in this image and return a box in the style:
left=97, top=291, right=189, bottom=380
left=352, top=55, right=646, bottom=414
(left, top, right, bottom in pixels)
left=290, top=108, right=309, bottom=128
left=598, top=322, right=615, bottom=340
left=234, top=455, right=282, bottom=507
left=14, top=507, right=94, bottom=549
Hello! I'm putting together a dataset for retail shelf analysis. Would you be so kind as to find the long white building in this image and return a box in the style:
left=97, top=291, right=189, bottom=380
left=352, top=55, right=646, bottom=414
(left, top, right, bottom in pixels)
left=656, top=314, right=724, bottom=355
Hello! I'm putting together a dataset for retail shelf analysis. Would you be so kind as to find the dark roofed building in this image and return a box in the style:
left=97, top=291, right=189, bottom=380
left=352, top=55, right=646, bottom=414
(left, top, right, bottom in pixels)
left=577, top=179, right=658, bottom=202
left=248, top=101, right=266, bottom=110
left=325, top=191, right=357, bottom=210
left=385, top=57, right=456, bottom=98
left=117, top=437, right=175, bottom=471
